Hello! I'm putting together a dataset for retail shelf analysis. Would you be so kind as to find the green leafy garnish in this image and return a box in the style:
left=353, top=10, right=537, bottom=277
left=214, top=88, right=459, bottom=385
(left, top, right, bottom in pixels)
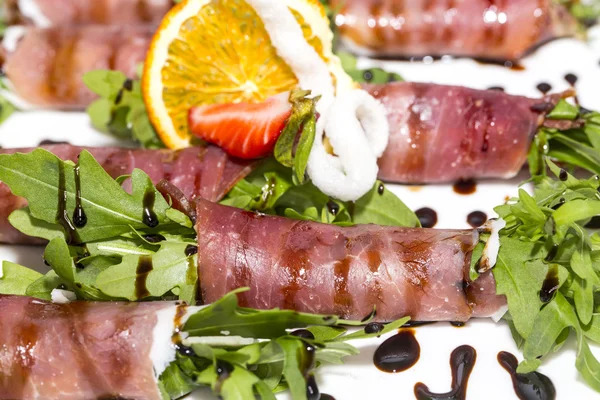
left=83, top=70, right=163, bottom=148
left=337, top=51, right=403, bottom=84
left=529, top=101, right=600, bottom=177
left=160, top=289, right=410, bottom=400
left=492, top=160, right=600, bottom=389
left=220, top=159, right=420, bottom=227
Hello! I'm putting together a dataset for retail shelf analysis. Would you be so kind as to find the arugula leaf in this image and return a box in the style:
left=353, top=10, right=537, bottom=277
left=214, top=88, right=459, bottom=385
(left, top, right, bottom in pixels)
left=353, top=181, right=420, bottom=227
left=0, top=262, right=42, bottom=295
left=336, top=51, right=403, bottom=84
left=529, top=106, right=600, bottom=177
left=83, top=70, right=163, bottom=148
left=496, top=159, right=600, bottom=390
left=0, top=149, right=194, bottom=242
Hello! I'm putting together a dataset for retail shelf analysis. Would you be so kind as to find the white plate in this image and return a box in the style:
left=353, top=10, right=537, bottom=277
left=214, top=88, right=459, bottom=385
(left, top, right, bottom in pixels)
left=1, top=29, right=600, bottom=400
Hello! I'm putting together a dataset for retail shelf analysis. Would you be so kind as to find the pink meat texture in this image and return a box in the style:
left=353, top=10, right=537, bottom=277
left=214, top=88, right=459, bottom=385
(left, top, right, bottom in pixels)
left=0, top=295, right=169, bottom=400
left=3, top=0, right=172, bottom=26
left=331, top=0, right=578, bottom=60
left=2, top=25, right=154, bottom=109
left=196, top=199, right=506, bottom=323
left=365, top=82, right=556, bottom=183
left=0, top=144, right=254, bottom=244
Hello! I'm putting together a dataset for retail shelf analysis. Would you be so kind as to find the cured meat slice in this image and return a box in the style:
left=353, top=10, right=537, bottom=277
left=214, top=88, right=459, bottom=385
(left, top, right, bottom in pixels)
left=2, top=0, right=172, bottom=27
left=1, top=25, right=154, bottom=109
left=196, top=199, right=506, bottom=322
left=365, top=82, right=561, bottom=183
left=0, top=295, right=173, bottom=400
left=0, top=144, right=255, bottom=244
left=331, top=0, right=579, bottom=60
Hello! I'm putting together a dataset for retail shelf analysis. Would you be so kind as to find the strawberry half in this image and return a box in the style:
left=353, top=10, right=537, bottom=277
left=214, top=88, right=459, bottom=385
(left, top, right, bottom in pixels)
left=188, top=92, right=292, bottom=159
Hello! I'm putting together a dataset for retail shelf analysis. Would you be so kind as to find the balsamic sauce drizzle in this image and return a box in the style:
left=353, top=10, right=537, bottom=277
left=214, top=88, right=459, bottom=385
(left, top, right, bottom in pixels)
left=365, top=322, right=385, bottom=334
left=544, top=244, right=559, bottom=262
left=497, top=351, right=556, bottom=400
left=72, top=166, right=87, bottom=228
left=453, top=179, right=477, bottom=195
left=466, top=211, right=487, bottom=228
left=373, top=329, right=420, bottom=373
left=143, top=234, right=166, bottom=243
left=327, top=200, right=340, bottom=216
left=415, top=207, right=438, bottom=228
left=134, top=255, right=153, bottom=299
left=291, top=329, right=315, bottom=340
left=414, top=345, right=477, bottom=400
left=378, top=183, right=385, bottom=195
left=585, top=216, right=600, bottom=229
left=185, top=244, right=198, bottom=256
left=540, top=265, right=559, bottom=303
left=142, top=189, right=159, bottom=227
left=536, top=83, right=552, bottom=95
left=56, top=162, right=80, bottom=244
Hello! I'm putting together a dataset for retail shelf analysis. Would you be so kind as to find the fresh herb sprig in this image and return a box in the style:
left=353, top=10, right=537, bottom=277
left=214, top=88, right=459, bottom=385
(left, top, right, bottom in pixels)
left=84, top=70, right=164, bottom=148
left=159, top=289, right=409, bottom=400
left=486, top=160, right=600, bottom=390
left=529, top=100, right=600, bottom=177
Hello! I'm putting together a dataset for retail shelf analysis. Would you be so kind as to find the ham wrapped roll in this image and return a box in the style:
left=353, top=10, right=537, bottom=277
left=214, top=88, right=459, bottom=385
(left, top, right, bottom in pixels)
left=2, top=0, right=171, bottom=27
left=0, top=144, right=255, bottom=244
left=197, top=199, right=506, bottom=323
left=331, top=0, right=579, bottom=60
left=0, top=295, right=181, bottom=400
left=365, top=82, right=562, bottom=183
left=1, top=25, right=153, bottom=109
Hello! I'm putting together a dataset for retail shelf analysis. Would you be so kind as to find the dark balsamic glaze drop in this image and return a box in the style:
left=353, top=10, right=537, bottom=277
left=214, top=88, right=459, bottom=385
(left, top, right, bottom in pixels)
left=320, top=395, right=336, bottom=400
left=362, top=70, right=374, bottom=82
left=378, top=183, right=385, bottom=195
left=291, top=329, right=315, bottom=340
left=143, top=234, right=166, bottom=243
left=56, top=162, right=80, bottom=244
left=327, top=200, right=339, bottom=216
left=72, top=166, right=87, bottom=228
left=487, top=86, right=505, bottom=92
left=466, top=211, right=487, bottom=228
left=134, top=255, right=153, bottom=299
left=123, top=78, right=134, bottom=91
left=551, top=198, right=565, bottom=210
left=450, top=321, right=466, bottom=328
left=39, top=139, right=69, bottom=146
left=414, top=345, right=477, bottom=400
left=453, top=179, right=477, bottom=195
left=564, top=73, right=578, bottom=86
left=559, top=169, right=568, bottom=181
left=544, top=244, right=559, bottom=262
left=365, top=322, right=385, bottom=334
left=585, top=216, right=600, bottom=229
left=216, top=360, right=234, bottom=380
left=415, top=207, right=438, bottom=228
left=373, top=329, right=420, bottom=373
left=540, top=265, right=559, bottom=303
left=57, top=283, right=67, bottom=290
left=306, top=375, right=320, bottom=400
left=184, top=244, right=198, bottom=256
left=43, top=257, right=50, bottom=266
left=403, top=321, right=436, bottom=328
left=174, top=343, right=195, bottom=356
left=142, top=189, right=159, bottom=227
left=498, top=351, right=556, bottom=400
left=536, top=83, right=552, bottom=95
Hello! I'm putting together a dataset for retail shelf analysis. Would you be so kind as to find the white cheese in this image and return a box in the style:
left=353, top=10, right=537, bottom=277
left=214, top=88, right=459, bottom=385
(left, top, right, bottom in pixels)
left=2, top=26, right=26, bottom=53
left=50, top=289, right=77, bottom=304
left=150, top=305, right=179, bottom=379
left=18, top=0, right=51, bottom=27
left=481, top=218, right=506, bottom=271
left=245, top=0, right=390, bottom=202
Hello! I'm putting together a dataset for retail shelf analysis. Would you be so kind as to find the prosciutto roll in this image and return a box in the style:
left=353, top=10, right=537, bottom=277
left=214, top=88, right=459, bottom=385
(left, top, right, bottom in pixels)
left=0, top=295, right=181, bottom=400
left=196, top=200, right=506, bottom=323
left=2, top=0, right=171, bottom=27
left=365, top=82, right=559, bottom=183
left=331, top=0, right=579, bottom=60
left=0, top=144, right=255, bottom=244
left=1, top=25, right=153, bottom=109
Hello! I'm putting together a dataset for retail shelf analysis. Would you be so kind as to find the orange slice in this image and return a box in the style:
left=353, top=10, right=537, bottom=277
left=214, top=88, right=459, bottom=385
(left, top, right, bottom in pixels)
left=143, top=0, right=352, bottom=149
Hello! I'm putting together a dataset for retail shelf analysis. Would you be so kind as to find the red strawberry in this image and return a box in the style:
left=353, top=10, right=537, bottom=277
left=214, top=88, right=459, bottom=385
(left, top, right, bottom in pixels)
left=188, top=92, right=292, bottom=159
